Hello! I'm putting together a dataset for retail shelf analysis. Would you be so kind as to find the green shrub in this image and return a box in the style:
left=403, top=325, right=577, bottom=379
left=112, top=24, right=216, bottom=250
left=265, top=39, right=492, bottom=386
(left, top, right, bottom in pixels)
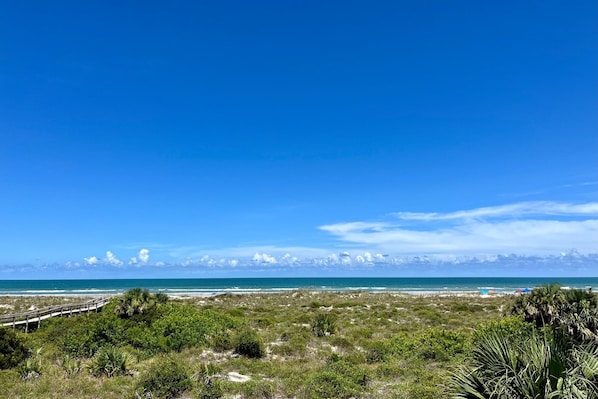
left=311, top=313, right=337, bottom=337
left=209, top=328, right=235, bottom=351
left=152, top=305, right=238, bottom=352
left=155, top=292, right=169, bottom=304
left=0, top=327, right=28, bottom=369
left=391, top=328, right=469, bottom=361
left=136, top=356, right=192, bottom=399
left=115, top=288, right=157, bottom=318
left=473, top=316, right=534, bottom=345
left=450, top=328, right=598, bottom=398
left=19, top=347, right=43, bottom=380
left=324, top=359, right=369, bottom=387
left=46, top=312, right=125, bottom=357
left=329, top=336, right=354, bottom=351
left=239, top=379, right=276, bottom=399
left=193, top=362, right=222, bottom=380
left=59, top=354, right=82, bottom=377
left=375, top=363, right=403, bottom=378
left=416, top=328, right=469, bottom=361
left=302, top=371, right=363, bottom=399
left=197, top=376, right=224, bottom=399
left=364, top=341, right=390, bottom=363
left=235, top=329, right=265, bottom=358
left=88, top=346, right=128, bottom=377
left=19, top=357, right=42, bottom=380
left=193, top=364, right=224, bottom=398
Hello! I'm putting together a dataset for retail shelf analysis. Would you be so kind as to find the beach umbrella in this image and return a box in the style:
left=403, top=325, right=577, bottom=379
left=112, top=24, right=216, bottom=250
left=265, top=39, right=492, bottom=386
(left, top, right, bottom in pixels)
left=522, top=288, right=532, bottom=293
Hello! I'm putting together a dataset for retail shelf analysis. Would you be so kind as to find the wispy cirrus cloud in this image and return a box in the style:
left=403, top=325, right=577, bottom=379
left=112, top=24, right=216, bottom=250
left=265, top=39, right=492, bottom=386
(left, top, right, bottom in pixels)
left=393, top=201, right=598, bottom=221
left=320, top=201, right=598, bottom=256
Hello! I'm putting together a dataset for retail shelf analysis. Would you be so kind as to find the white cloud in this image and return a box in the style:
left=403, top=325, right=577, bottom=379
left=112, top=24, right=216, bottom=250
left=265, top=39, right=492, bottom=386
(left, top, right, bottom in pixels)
left=393, top=201, right=598, bottom=221
left=280, top=253, right=299, bottom=265
left=174, top=245, right=330, bottom=260
left=84, top=256, right=99, bottom=266
left=129, top=257, right=138, bottom=265
left=252, top=252, right=277, bottom=264
left=138, top=248, right=150, bottom=263
left=104, top=251, right=123, bottom=266
left=320, top=201, right=598, bottom=256
left=65, top=261, right=80, bottom=268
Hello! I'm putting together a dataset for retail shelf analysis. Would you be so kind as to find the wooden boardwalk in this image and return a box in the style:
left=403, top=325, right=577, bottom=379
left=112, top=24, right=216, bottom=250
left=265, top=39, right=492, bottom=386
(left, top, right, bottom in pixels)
left=0, top=297, right=111, bottom=332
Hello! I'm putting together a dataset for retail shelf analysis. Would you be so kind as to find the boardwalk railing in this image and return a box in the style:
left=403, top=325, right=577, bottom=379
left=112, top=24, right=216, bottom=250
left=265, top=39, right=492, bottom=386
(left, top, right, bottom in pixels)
left=0, top=297, right=111, bottom=332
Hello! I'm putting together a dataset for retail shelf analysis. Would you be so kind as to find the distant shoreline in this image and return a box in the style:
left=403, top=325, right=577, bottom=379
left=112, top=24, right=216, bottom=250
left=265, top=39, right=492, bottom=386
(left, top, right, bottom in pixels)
left=1, top=277, right=596, bottom=297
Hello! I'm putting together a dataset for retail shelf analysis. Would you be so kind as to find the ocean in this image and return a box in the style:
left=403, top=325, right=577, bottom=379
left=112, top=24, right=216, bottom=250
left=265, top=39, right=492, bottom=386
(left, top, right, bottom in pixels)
left=0, top=277, right=597, bottom=296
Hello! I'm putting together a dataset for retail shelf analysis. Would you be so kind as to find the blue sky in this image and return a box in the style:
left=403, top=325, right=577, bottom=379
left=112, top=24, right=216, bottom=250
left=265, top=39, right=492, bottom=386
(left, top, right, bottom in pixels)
left=0, top=1, right=596, bottom=278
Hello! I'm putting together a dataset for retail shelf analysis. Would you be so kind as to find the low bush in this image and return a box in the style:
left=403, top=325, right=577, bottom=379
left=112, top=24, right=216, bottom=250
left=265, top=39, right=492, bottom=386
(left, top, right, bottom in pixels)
left=59, top=354, right=82, bottom=377
left=311, top=313, right=337, bottom=337
left=19, top=347, right=43, bottom=380
left=472, top=316, right=534, bottom=345
left=239, top=379, right=277, bottom=399
left=301, top=371, right=363, bottom=399
left=209, top=328, right=235, bottom=352
left=324, top=359, right=369, bottom=387
left=0, top=327, right=28, bottom=369
left=46, top=312, right=124, bottom=357
left=391, top=328, right=469, bottom=361
left=152, top=305, right=238, bottom=352
left=19, top=357, right=42, bottom=380
left=235, top=329, right=265, bottom=358
left=364, top=340, right=391, bottom=363
left=136, top=356, right=192, bottom=399
left=197, top=376, right=223, bottom=399
left=88, top=346, right=129, bottom=377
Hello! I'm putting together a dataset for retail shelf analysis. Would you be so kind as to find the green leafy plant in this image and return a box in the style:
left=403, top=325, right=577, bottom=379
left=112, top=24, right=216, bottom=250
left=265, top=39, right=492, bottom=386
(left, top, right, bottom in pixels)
left=235, top=329, right=265, bottom=358
left=239, top=379, right=277, bottom=399
left=136, top=356, right=192, bottom=399
left=311, top=313, right=337, bottom=337
left=450, top=328, right=598, bottom=398
left=59, top=353, right=82, bottom=377
left=197, top=376, right=223, bottom=399
left=19, top=347, right=43, bottom=380
left=301, top=370, right=363, bottom=399
left=391, top=328, right=469, bottom=361
left=115, top=288, right=156, bottom=318
left=511, top=285, right=598, bottom=344
left=364, top=341, right=391, bottom=364
left=0, top=326, right=28, bottom=369
left=88, top=346, right=129, bottom=377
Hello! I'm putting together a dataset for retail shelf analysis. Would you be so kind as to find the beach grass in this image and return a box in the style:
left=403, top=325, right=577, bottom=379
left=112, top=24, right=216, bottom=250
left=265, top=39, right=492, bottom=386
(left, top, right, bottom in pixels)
left=0, top=291, right=510, bottom=398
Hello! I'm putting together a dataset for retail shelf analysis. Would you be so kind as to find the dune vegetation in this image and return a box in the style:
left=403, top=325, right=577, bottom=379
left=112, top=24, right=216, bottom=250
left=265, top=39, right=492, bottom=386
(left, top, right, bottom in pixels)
left=0, top=285, right=596, bottom=398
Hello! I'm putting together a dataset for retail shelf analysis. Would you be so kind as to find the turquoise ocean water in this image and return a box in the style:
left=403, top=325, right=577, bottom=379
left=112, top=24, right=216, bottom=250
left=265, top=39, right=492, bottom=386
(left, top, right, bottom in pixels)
left=0, top=277, right=597, bottom=296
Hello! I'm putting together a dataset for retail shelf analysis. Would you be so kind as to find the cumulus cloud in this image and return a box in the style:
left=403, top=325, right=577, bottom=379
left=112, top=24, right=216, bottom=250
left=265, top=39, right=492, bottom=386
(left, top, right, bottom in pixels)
left=65, top=261, right=80, bottom=268
left=128, top=248, right=150, bottom=265
left=252, top=252, right=277, bottom=264
left=138, top=248, right=150, bottom=263
left=280, top=253, right=299, bottom=265
left=84, top=256, right=99, bottom=266
left=320, top=201, right=598, bottom=256
left=104, top=251, right=123, bottom=266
